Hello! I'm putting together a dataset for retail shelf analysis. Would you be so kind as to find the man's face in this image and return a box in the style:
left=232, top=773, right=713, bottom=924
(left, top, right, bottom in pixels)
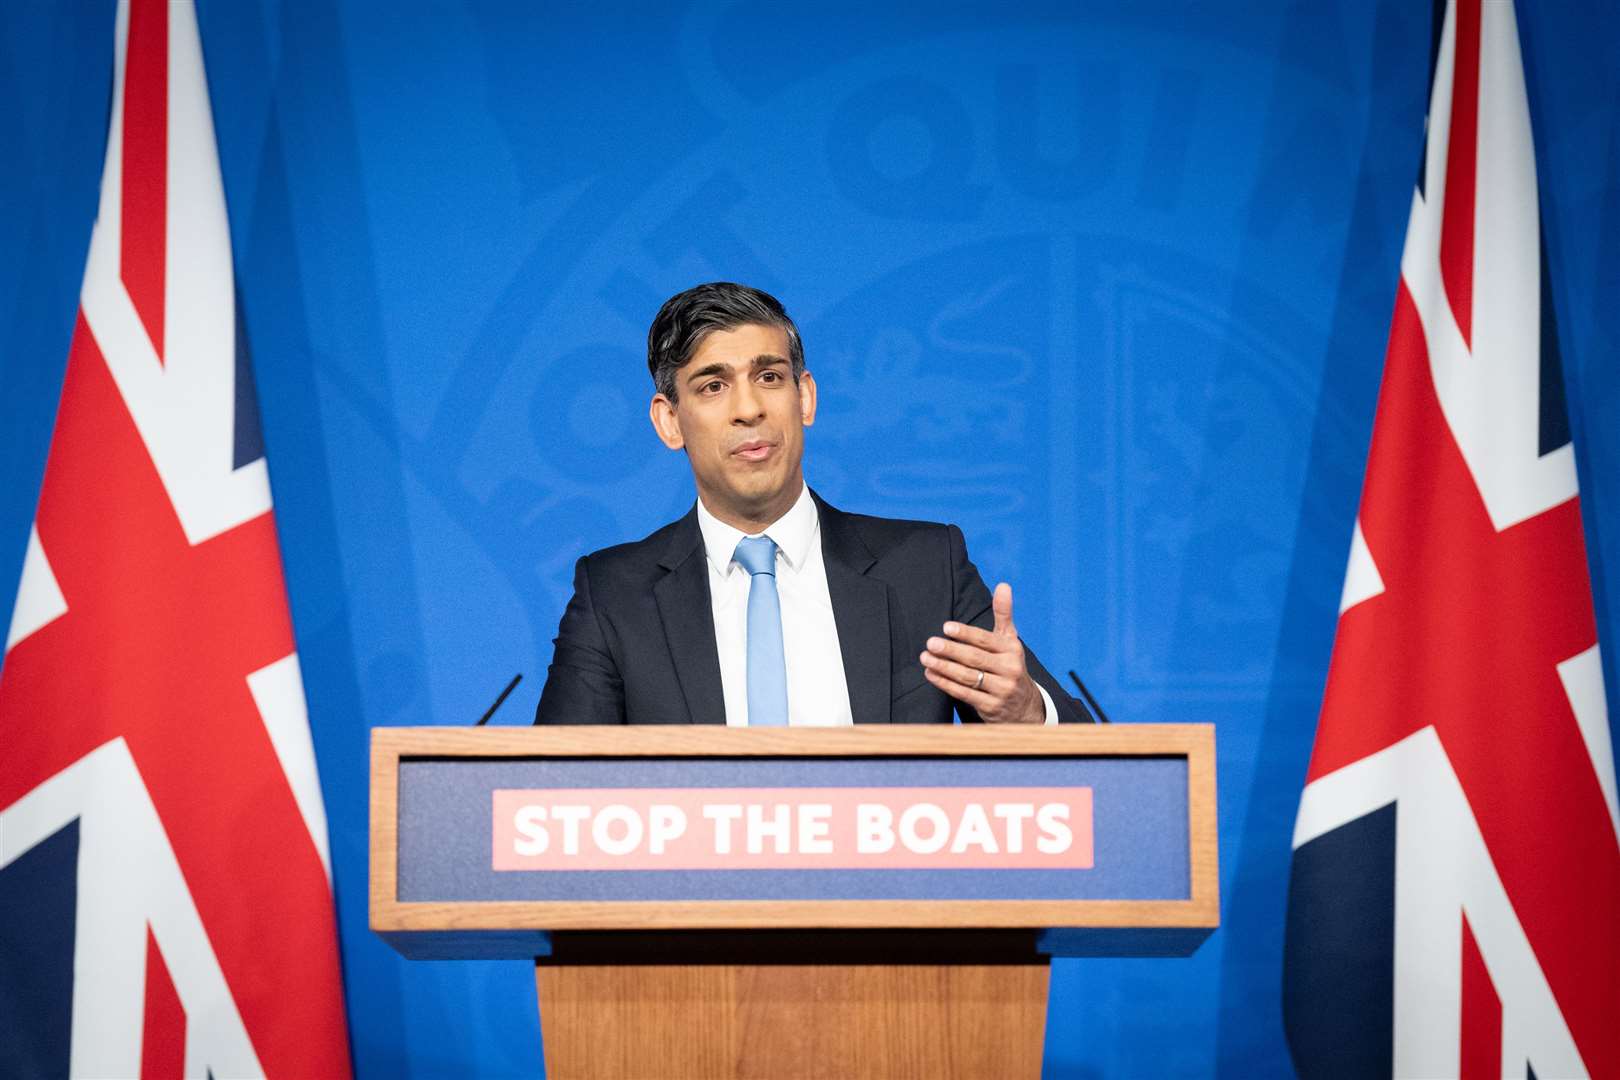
left=649, top=323, right=817, bottom=530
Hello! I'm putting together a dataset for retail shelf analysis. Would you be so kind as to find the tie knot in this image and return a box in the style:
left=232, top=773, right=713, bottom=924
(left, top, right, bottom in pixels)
left=734, top=536, right=778, bottom=577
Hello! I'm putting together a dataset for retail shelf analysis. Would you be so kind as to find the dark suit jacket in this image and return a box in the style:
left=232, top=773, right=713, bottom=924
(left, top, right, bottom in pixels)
left=533, top=491, right=1088, bottom=725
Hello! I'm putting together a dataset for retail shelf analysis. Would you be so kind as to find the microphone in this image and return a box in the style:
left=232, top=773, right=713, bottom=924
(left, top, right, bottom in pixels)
left=474, top=673, right=523, bottom=726
left=1067, top=669, right=1111, bottom=724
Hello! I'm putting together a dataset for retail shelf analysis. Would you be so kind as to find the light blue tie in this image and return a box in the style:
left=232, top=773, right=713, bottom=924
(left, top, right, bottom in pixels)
left=734, top=536, right=788, bottom=726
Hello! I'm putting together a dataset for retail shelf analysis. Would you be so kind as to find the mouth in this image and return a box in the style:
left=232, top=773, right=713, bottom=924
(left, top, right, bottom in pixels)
left=731, top=439, right=776, bottom=463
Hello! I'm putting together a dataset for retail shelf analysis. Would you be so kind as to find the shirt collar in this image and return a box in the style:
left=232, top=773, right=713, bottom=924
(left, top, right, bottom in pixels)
left=696, top=483, right=819, bottom=576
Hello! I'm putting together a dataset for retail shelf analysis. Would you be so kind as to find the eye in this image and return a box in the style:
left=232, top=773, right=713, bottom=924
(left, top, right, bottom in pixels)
left=699, top=380, right=725, bottom=395
left=758, top=370, right=783, bottom=384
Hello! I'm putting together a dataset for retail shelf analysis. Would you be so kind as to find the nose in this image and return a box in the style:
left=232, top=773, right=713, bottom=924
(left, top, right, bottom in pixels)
left=730, top=377, right=765, bottom=424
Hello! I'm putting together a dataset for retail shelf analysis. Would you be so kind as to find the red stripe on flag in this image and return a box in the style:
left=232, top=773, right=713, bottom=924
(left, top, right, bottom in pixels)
left=1306, top=281, right=1620, bottom=1077
left=121, top=0, right=167, bottom=362
left=1440, top=0, right=1480, bottom=348
left=140, top=925, right=185, bottom=1080
left=1459, top=914, right=1503, bottom=1080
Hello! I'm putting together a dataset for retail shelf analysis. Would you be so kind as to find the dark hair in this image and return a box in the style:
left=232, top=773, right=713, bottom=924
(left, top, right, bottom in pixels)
left=647, top=282, right=805, bottom=401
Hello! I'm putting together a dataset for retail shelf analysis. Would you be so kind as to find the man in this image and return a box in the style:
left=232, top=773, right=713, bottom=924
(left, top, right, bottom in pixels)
left=534, top=282, right=1088, bottom=726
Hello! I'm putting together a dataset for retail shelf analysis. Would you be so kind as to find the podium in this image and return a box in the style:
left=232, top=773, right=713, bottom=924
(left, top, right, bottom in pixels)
left=371, top=725, right=1218, bottom=1079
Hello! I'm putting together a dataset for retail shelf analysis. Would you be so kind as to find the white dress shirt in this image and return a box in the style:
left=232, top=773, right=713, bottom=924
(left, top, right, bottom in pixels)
left=696, top=485, right=1058, bottom=727
left=698, top=485, right=852, bottom=726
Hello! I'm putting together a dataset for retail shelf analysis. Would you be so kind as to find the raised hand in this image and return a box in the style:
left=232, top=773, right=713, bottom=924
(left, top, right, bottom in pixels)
left=919, top=582, right=1045, bottom=724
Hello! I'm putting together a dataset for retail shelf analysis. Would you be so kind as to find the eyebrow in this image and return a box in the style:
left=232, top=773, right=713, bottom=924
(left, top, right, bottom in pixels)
left=684, top=354, right=789, bottom=386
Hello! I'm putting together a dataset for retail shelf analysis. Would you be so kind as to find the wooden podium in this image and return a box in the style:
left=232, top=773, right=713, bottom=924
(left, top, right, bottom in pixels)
left=371, top=725, right=1218, bottom=1079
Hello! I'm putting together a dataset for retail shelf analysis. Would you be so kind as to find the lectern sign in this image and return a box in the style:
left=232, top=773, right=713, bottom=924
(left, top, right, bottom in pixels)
left=492, top=786, right=1094, bottom=871
left=372, top=725, right=1218, bottom=955
left=394, top=746, right=1188, bottom=905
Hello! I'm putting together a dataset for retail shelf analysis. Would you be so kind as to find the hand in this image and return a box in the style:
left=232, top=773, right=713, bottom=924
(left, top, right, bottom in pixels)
left=919, top=582, right=1045, bottom=724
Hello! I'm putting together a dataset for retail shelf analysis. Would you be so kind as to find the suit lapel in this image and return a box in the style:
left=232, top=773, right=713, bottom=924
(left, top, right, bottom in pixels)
left=814, top=492, right=892, bottom=724
left=654, top=508, right=726, bottom=725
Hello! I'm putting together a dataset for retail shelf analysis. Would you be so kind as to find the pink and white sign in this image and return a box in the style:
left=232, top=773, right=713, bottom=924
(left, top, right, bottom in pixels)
left=491, top=787, right=1093, bottom=871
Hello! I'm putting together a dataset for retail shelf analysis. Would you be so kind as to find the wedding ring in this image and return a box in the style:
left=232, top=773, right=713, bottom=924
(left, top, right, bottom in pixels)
left=973, top=670, right=984, bottom=690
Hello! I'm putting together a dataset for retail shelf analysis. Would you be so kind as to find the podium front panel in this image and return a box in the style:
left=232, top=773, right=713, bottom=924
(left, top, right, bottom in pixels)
left=371, top=725, right=1218, bottom=953
left=398, top=754, right=1187, bottom=903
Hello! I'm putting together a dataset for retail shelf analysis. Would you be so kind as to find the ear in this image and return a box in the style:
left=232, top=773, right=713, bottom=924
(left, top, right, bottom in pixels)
left=798, top=370, right=818, bottom=427
left=649, top=394, right=685, bottom=450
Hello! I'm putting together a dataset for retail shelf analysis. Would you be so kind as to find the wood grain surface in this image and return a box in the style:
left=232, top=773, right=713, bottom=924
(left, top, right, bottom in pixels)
left=536, top=960, right=1049, bottom=1080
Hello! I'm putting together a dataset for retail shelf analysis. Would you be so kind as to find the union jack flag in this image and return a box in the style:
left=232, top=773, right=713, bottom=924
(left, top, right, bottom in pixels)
left=1283, top=1, right=1619, bottom=1076
left=0, top=1, right=351, bottom=1075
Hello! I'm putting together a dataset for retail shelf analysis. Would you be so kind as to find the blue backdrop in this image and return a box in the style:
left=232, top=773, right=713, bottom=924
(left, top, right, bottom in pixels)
left=4, top=2, right=1617, bottom=1076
